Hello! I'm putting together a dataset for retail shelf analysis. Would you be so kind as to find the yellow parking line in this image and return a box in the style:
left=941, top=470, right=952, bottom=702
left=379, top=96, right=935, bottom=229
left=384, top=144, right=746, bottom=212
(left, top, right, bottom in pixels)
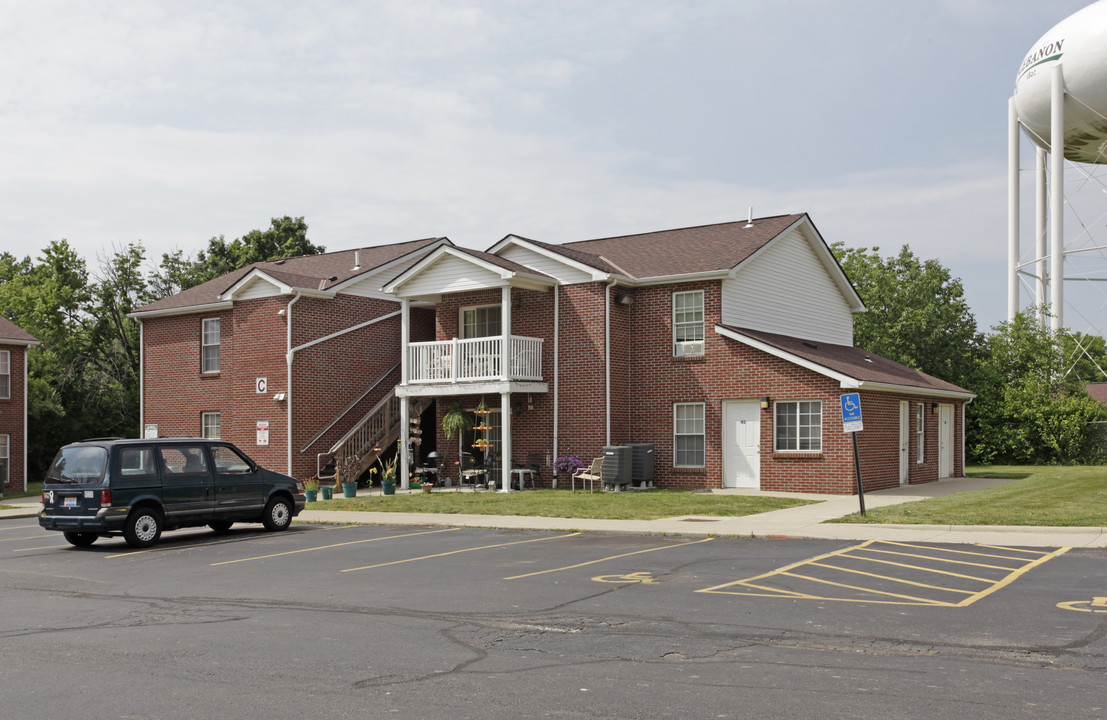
left=881, top=541, right=1049, bottom=561
left=853, top=546, right=1021, bottom=571
left=808, top=560, right=976, bottom=595
left=212, top=527, right=462, bottom=566
left=698, top=540, right=878, bottom=594
left=975, top=544, right=1051, bottom=556
left=104, top=525, right=344, bottom=559
left=0, top=524, right=39, bottom=532
left=505, top=537, right=715, bottom=580
left=778, top=570, right=957, bottom=606
left=0, top=535, right=51, bottom=542
left=842, top=554, right=995, bottom=583
left=13, top=544, right=67, bottom=552
left=953, top=546, right=1070, bottom=607
left=341, top=532, right=580, bottom=573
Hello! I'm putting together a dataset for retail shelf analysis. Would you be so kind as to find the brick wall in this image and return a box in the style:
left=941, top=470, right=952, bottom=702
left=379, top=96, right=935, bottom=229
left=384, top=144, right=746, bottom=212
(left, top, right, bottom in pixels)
left=1, top=344, right=28, bottom=492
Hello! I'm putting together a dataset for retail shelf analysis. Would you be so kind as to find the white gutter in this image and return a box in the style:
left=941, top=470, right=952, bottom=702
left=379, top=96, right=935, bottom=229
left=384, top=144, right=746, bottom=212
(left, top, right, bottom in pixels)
left=128, top=301, right=234, bottom=321
left=553, top=285, right=560, bottom=473
left=285, top=292, right=303, bottom=475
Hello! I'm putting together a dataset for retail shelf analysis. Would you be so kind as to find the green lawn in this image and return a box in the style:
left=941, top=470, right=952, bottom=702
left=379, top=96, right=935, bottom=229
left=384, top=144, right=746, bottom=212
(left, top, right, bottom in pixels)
left=4, top=481, right=42, bottom=500
left=311, top=488, right=814, bottom=521
left=832, top=465, right=1107, bottom=526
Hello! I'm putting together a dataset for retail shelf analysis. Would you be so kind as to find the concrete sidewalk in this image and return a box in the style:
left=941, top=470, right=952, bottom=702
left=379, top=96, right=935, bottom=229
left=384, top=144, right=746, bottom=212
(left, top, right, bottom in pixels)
left=5, top=476, right=1105, bottom=547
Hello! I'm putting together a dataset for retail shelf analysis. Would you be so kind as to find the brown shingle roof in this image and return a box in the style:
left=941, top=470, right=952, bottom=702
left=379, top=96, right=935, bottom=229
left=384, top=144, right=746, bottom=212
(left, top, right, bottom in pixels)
left=0, top=315, right=39, bottom=345
left=720, top=324, right=972, bottom=396
left=133, top=237, right=447, bottom=316
left=549, top=214, right=808, bottom=279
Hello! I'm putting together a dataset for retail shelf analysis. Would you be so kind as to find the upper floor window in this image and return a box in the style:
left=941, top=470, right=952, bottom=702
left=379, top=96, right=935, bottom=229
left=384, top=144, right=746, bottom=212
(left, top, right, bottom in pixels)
left=202, top=412, right=222, bottom=439
left=673, top=402, right=705, bottom=467
left=775, top=400, right=822, bottom=452
left=461, top=305, right=501, bottom=339
left=0, top=350, right=9, bottom=399
left=673, top=290, right=704, bottom=357
left=201, top=318, right=220, bottom=373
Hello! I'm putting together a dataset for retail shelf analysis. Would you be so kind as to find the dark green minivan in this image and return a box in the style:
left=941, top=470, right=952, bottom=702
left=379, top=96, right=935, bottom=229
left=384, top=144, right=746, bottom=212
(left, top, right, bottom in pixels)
left=39, top=437, right=306, bottom=548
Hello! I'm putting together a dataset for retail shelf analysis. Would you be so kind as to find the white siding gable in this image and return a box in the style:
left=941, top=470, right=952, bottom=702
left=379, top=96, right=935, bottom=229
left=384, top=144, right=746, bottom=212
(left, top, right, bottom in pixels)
left=721, top=228, right=855, bottom=345
left=401, top=254, right=506, bottom=296
left=498, top=245, right=594, bottom=284
left=341, top=267, right=404, bottom=299
left=231, top=275, right=284, bottom=300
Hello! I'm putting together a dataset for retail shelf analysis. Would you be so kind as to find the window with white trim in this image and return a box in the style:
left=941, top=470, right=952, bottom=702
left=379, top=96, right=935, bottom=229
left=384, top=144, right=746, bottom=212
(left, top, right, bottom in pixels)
left=0, top=350, right=10, bottom=399
left=672, top=290, right=704, bottom=356
left=673, top=402, right=705, bottom=467
left=0, top=434, right=8, bottom=486
left=916, top=403, right=925, bottom=463
left=774, top=401, right=822, bottom=452
left=461, top=305, right=501, bottom=339
left=202, top=412, right=222, bottom=439
left=201, top=318, right=220, bottom=373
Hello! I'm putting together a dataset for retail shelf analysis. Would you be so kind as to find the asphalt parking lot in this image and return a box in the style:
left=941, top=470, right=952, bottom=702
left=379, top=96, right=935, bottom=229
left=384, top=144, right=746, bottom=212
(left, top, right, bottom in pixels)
left=3, top=519, right=1106, bottom=719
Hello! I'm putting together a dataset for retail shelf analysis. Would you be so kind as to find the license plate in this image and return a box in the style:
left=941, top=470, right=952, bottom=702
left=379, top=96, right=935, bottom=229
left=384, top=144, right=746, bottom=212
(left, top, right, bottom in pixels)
left=63, top=496, right=78, bottom=508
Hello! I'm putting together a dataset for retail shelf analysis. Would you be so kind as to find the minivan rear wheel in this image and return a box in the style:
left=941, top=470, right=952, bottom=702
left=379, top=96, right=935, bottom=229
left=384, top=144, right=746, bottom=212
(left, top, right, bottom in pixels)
left=63, top=532, right=98, bottom=547
left=262, top=496, right=292, bottom=532
left=208, top=521, right=234, bottom=533
left=124, top=508, right=163, bottom=548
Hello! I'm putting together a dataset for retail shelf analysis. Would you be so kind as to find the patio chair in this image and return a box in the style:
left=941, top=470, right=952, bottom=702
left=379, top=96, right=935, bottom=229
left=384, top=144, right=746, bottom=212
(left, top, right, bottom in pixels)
left=572, top=457, right=603, bottom=493
left=458, top=453, right=486, bottom=489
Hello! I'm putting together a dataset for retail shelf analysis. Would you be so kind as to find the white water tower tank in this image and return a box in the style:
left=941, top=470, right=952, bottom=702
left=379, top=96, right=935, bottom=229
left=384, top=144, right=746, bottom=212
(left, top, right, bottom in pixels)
left=1013, top=0, right=1107, bottom=163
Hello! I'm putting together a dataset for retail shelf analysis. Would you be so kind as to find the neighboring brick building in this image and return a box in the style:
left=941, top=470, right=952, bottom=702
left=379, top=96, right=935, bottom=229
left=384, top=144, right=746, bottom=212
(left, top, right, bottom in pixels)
left=0, top=316, right=39, bottom=495
left=135, top=213, right=973, bottom=494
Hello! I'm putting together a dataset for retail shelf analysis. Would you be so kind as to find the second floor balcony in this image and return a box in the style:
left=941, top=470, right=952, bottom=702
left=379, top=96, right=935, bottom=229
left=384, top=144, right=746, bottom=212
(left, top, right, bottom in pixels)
left=406, top=335, right=544, bottom=386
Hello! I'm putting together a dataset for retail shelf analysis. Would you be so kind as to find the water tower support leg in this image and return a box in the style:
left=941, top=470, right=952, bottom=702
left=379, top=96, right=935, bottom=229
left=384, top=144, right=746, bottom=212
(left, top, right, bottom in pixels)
left=1050, top=64, right=1065, bottom=332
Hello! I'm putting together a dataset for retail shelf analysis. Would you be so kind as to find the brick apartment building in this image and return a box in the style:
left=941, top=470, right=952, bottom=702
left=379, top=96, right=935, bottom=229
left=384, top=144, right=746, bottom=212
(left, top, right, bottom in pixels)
left=0, top=316, right=39, bottom=495
left=132, top=213, right=973, bottom=494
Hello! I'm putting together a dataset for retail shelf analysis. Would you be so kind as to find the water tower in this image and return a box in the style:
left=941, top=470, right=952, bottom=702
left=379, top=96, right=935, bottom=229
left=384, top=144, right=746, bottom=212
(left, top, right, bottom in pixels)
left=1009, top=0, right=1107, bottom=335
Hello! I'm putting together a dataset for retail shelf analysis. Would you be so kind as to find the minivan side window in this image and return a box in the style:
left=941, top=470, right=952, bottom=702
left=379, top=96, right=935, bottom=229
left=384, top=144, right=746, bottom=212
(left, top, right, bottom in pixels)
left=160, top=446, right=210, bottom=476
left=211, top=445, right=254, bottom=474
left=118, top=447, right=158, bottom=478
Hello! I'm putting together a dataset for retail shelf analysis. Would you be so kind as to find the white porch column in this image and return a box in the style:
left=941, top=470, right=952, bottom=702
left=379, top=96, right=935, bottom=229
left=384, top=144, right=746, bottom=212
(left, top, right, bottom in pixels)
left=1008, top=96, right=1021, bottom=322
left=400, top=396, right=410, bottom=490
left=400, top=298, right=411, bottom=384
left=501, top=286, right=511, bottom=382
left=1050, top=63, right=1065, bottom=332
left=499, top=391, right=512, bottom=492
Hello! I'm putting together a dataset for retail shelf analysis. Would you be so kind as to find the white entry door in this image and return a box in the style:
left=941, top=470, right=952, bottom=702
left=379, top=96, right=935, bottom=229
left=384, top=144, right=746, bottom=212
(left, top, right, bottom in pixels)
left=938, top=404, right=954, bottom=479
left=723, top=401, right=760, bottom=489
left=899, top=401, right=910, bottom=485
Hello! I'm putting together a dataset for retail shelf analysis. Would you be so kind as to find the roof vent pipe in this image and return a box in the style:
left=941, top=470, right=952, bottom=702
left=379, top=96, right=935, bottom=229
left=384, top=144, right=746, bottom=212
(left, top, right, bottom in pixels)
left=353, top=251, right=361, bottom=271
left=745, top=207, right=754, bottom=228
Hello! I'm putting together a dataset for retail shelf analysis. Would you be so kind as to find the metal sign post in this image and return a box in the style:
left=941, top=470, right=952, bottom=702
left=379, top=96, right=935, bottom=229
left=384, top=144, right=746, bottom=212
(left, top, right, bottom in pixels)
left=840, top=393, right=866, bottom=516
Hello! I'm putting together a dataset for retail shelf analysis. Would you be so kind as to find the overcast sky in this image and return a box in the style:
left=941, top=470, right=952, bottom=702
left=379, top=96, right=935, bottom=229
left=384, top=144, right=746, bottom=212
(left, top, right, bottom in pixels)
left=0, top=0, right=1098, bottom=331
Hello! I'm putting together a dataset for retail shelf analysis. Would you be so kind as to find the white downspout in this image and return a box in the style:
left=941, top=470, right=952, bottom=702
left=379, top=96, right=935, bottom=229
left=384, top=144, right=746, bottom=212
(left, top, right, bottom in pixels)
left=400, top=299, right=411, bottom=489
left=552, top=285, right=560, bottom=484
left=138, top=320, right=144, bottom=436
left=961, top=397, right=973, bottom=478
left=605, top=278, right=616, bottom=446
left=285, top=292, right=303, bottom=476
left=501, top=286, right=512, bottom=492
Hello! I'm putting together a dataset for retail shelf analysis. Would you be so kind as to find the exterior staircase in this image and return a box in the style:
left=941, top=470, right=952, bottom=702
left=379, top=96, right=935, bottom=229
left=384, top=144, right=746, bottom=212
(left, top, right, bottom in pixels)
left=329, top=388, right=428, bottom=483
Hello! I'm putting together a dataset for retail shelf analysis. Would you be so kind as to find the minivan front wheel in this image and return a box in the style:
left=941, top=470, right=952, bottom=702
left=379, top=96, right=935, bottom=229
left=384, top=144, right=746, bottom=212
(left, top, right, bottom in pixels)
left=262, top=496, right=292, bottom=532
left=124, top=508, right=163, bottom=548
left=63, top=532, right=98, bottom=547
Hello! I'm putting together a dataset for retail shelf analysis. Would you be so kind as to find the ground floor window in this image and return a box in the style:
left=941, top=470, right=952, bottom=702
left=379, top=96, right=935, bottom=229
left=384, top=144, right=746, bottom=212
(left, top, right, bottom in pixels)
left=916, top=402, right=925, bottom=463
left=0, top=434, right=9, bottom=485
left=674, top=402, right=705, bottom=467
left=774, top=401, right=822, bottom=451
left=202, top=412, right=221, bottom=439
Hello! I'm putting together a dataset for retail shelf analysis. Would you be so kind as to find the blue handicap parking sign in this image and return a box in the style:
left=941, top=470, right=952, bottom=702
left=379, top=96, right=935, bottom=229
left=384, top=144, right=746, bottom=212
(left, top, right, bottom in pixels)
left=841, top=393, right=863, bottom=432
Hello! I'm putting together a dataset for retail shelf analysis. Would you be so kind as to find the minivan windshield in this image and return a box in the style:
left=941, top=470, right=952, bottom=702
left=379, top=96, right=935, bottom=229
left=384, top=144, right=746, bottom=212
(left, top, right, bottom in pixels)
left=46, top=446, right=109, bottom=484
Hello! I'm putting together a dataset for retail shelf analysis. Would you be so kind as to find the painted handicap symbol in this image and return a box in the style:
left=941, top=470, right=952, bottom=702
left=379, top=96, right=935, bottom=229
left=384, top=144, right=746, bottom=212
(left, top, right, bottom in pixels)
left=592, top=571, right=659, bottom=585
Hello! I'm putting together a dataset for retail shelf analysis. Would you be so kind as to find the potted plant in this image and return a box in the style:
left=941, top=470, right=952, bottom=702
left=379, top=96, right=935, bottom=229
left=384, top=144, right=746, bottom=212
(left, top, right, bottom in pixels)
left=441, top=401, right=473, bottom=484
left=553, top=456, right=583, bottom=489
left=303, top=477, right=319, bottom=503
left=381, top=454, right=398, bottom=495
left=337, top=452, right=362, bottom=498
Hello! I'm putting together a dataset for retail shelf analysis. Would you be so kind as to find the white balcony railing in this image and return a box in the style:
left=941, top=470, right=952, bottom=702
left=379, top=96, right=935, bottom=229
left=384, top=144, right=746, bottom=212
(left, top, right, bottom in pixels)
left=408, top=335, right=543, bottom=384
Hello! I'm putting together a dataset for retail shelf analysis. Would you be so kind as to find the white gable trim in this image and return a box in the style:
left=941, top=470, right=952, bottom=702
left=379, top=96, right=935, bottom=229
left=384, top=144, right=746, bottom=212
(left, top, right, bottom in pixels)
left=129, top=301, right=235, bottom=320
left=385, top=245, right=557, bottom=299
left=489, top=235, right=612, bottom=282
left=715, top=325, right=972, bottom=399
left=218, top=268, right=334, bottom=301
left=330, top=238, right=453, bottom=297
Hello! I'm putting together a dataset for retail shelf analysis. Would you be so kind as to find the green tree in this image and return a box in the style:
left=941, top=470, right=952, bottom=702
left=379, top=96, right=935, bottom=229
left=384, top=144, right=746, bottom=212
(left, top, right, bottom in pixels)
left=970, top=311, right=1107, bottom=464
left=1061, top=332, right=1107, bottom=383
left=830, top=243, right=981, bottom=390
